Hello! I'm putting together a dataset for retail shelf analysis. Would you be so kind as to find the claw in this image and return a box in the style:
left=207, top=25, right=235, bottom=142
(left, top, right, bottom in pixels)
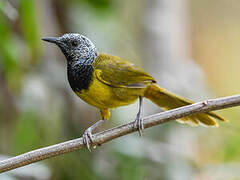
left=134, top=112, right=144, bottom=136
left=82, top=119, right=105, bottom=152
left=83, top=128, right=93, bottom=151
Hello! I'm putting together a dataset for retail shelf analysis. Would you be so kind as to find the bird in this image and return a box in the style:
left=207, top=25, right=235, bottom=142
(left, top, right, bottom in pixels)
left=42, top=33, right=226, bottom=151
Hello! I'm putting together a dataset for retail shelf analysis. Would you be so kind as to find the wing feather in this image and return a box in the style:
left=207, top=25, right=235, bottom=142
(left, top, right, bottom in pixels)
left=93, top=53, right=156, bottom=88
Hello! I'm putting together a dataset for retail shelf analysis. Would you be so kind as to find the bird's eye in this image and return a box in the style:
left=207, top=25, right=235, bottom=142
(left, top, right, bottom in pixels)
left=71, top=41, right=78, bottom=47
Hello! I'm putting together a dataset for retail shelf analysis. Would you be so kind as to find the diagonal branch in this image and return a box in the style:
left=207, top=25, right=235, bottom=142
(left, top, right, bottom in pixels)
left=1, top=94, right=240, bottom=173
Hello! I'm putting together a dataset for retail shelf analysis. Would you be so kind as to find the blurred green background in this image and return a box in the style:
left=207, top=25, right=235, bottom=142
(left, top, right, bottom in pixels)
left=0, top=0, right=240, bottom=179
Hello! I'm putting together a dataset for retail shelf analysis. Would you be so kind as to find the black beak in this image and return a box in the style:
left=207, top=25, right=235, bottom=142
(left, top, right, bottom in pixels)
left=42, top=37, right=59, bottom=44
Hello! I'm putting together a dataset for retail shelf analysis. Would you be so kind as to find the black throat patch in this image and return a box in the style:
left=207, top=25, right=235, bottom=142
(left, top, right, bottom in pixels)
left=67, top=61, right=94, bottom=92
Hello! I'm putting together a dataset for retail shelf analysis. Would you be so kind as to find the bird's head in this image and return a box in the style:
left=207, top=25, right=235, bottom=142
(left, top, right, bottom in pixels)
left=42, top=33, right=97, bottom=64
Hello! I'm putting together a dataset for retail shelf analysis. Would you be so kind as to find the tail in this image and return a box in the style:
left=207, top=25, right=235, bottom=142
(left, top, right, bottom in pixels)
left=144, top=83, right=226, bottom=126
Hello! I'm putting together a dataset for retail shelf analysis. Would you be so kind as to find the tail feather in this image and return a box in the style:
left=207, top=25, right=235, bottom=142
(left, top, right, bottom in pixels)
left=144, top=83, right=226, bottom=126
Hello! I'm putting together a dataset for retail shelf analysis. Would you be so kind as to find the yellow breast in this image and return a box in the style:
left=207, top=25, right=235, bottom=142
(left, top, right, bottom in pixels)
left=75, top=73, right=142, bottom=109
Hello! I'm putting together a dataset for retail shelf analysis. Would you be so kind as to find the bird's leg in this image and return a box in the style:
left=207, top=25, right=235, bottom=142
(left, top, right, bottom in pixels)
left=134, top=96, right=144, bottom=136
left=83, top=119, right=105, bottom=151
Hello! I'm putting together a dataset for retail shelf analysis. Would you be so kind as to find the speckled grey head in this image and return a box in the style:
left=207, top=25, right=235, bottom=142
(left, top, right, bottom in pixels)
left=42, top=33, right=97, bottom=64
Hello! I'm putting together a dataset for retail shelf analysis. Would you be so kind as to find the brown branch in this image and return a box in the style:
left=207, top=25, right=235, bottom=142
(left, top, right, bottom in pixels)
left=1, top=94, right=240, bottom=173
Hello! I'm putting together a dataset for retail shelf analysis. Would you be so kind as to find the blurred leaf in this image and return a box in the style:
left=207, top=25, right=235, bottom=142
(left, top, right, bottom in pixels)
left=115, top=154, right=146, bottom=180
left=0, top=1, right=5, bottom=12
left=52, top=152, right=98, bottom=180
left=83, top=0, right=112, bottom=10
left=69, top=0, right=114, bottom=11
left=19, top=0, right=40, bottom=63
left=13, top=111, right=42, bottom=153
left=223, top=135, right=240, bottom=161
left=0, top=12, right=22, bottom=92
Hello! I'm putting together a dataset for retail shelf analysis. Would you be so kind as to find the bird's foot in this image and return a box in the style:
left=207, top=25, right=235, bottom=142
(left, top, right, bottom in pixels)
left=82, top=119, right=105, bottom=152
left=133, top=112, right=144, bottom=136
left=82, top=128, right=94, bottom=152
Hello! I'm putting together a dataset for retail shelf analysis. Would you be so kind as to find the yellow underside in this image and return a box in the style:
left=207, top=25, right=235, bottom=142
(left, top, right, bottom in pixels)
left=75, top=73, right=145, bottom=110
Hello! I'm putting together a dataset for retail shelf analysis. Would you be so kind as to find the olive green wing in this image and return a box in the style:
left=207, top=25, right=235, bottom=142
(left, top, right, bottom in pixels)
left=93, top=53, right=156, bottom=88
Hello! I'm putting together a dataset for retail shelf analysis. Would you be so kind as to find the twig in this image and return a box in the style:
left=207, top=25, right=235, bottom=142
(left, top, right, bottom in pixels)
left=1, top=94, right=240, bottom=173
